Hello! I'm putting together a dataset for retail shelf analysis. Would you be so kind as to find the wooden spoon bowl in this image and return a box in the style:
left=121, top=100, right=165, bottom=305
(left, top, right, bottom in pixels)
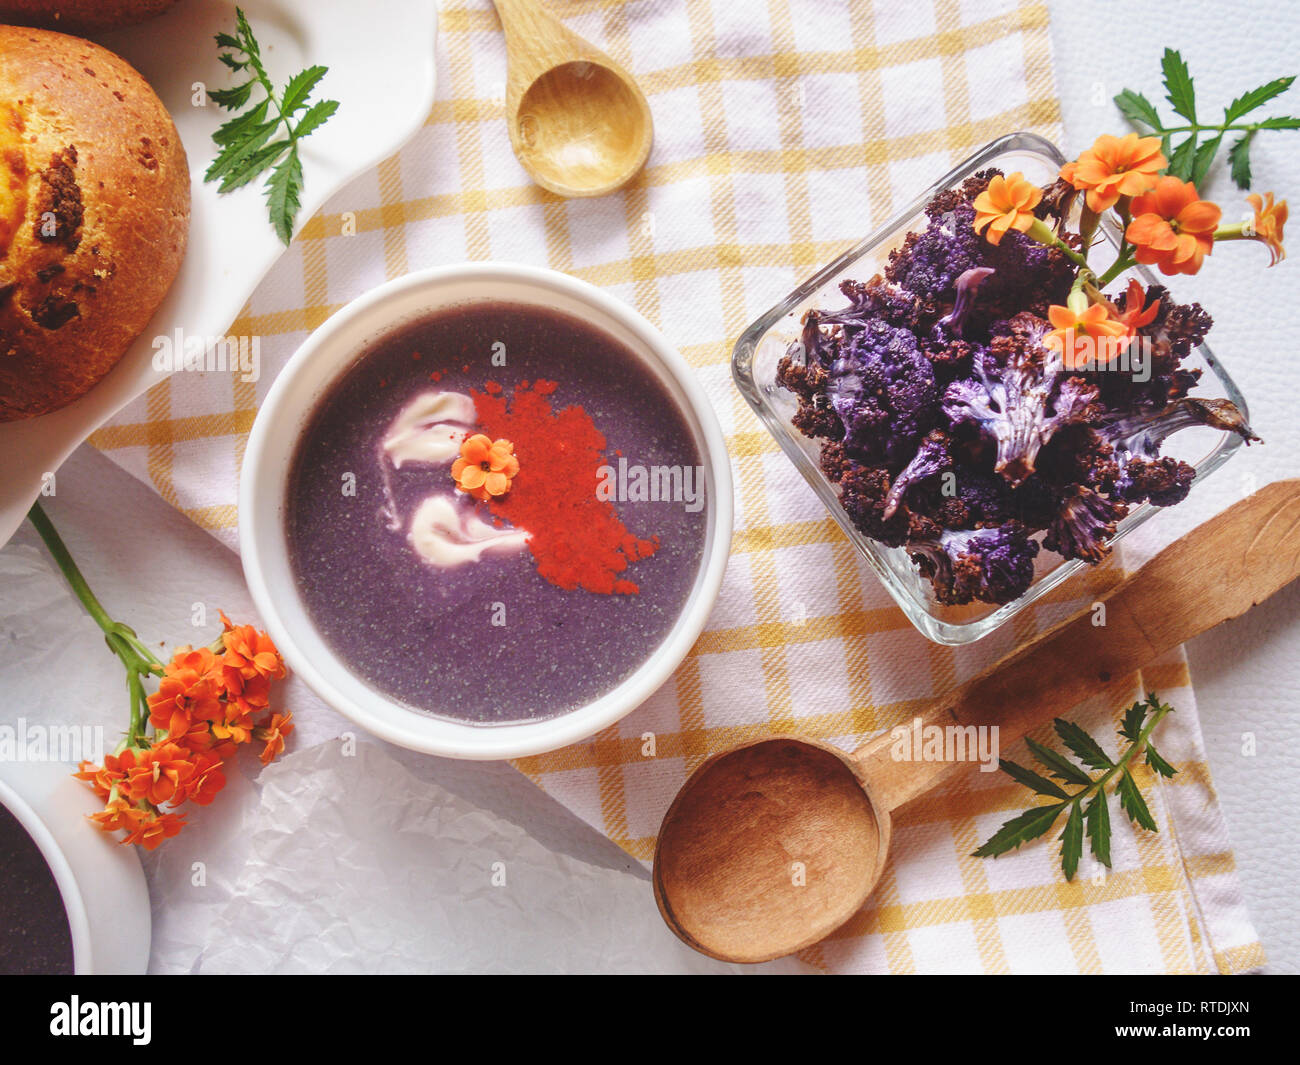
left=654, top=480, right=1300, bottom=963
left=654, top=739, right=890, bottom=963
left=493, top=0, right=653, bottom=198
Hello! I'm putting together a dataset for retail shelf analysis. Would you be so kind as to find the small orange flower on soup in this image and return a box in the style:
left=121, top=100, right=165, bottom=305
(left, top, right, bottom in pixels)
left=1246, top=191, right=1287, bottom=266
left=1046, top=303, right=1129, bottom=370
left=452, top=434, right=519, bottom=502
left=1060, top=132, right=1166, bottom=213
left=1125, top=176, right=1221, bottom=276
left=972, top=172, right=1043, bottom=245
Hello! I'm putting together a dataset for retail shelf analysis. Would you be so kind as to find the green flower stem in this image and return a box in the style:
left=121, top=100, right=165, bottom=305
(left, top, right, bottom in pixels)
left=27, top=501, right=163, bottom=748
left=1066, top=272, right=1091, bottom=314
left=1148, top=121, right=1275, bottom=136
left=1212, top=222, right=1251, bottom=241
left=1096, top=246, right=1138, bottom=288
left=1026, top=217, right=1091, bottom=269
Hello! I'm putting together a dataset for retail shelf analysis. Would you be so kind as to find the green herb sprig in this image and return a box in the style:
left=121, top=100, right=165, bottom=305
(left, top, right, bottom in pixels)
left=973, top=694, right=1178, bottom=882
left=1115, top=48, right=1299, bottom=190
left=204, top=7, right=339, bottom=245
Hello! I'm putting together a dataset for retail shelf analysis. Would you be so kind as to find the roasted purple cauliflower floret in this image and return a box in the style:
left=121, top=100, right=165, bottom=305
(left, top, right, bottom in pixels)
left=1091, top=397, right=1258, bottom=506
left=908, top=522, right=1040, bottom=606
left=825, top=318, right=940, bottom=466
left=1043, top=485, right=1129, bottom=563
left=942, top=312, right=1101, bottom=486
left=886, top=201, right=987, bottom=306
left=884, top=429, right=954, bottom=519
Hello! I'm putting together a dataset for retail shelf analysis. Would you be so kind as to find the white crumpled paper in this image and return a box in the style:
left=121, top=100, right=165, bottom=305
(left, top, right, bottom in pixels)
left=194, top=741, right=800, bottom=973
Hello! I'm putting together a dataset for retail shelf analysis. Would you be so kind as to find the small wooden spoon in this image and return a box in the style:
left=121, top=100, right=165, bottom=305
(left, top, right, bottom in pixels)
left=491, top=0, right=654, bottom=198
left=654, top=480, right=1300, bottom=963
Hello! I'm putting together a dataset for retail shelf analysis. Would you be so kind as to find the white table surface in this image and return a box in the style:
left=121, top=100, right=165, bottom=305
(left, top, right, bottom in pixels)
left=0, top=0, right=1296, bottom=974
left=1047, top=0, right=1300, bottom=974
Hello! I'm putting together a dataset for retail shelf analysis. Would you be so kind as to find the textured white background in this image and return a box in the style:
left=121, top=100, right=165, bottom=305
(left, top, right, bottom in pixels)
left=1048, top=0, right=1300, bottom=975
left=0, top=0, right=1295, bottom=973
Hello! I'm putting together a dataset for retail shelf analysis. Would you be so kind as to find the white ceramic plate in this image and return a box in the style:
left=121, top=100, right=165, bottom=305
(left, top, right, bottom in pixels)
left=0, top=0, right=439, bottom=545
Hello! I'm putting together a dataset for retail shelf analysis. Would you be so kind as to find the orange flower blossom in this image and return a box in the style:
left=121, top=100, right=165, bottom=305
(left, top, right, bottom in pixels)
left=1046, top=302, right=1128, bottom=370
left=1125, top=176, right=1221, bottom=276
left=1060, top=132, right=1166, bottom=213
left=451, top=434, right=519, bottom=501
left=1244, top=192, right=1288, bottom=266
left=255, top=712, right=295, bottom=766
left=1109, top=279, right=1161, bottom=347
left=972, top=171, right=1043, bottom=244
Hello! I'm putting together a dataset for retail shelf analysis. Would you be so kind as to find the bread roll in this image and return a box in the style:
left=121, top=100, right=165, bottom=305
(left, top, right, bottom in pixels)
left=0, top=26, right=190, bottom=421
left=0, top=1, right=181, bottom=34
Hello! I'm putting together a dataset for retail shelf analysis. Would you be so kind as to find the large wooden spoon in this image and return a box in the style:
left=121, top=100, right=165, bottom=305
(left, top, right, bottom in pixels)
left=491, top=0, right=653, bottom=198
left=654, top=480, right=1300, bottom=963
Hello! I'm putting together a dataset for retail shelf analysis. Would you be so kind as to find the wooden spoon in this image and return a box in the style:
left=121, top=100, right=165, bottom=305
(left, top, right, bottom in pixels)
left=654, top=480, right=1300, bottom=963
left=491, top=0, right=654, bottom=198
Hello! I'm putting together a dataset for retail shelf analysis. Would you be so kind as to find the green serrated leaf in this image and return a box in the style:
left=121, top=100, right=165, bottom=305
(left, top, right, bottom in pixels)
left=1026, top=736, right=1093, bottom=787
left=1114, top=88, right=1162, bottom=131
left=1053, top=718, right=1114, bottom=772
left=1167, top=134, right=1198, bottom=180
left=211, top=98, right=270, bottom=146
left=217, top=53, right=248, bottom=73
left=235, top=7, right=259, bottom=56
left=214, top=31, right=243, bottom=51
left=998, top=758, right=1070, bottom=800
left=1229, top=131, right=1255, bottom=188
left=1119, top=700, right=1147, bottom=743
left=266, top=147, right=304, bottom=246
left=1145, top=744, right=1178, bottom=779
left=1162, top=48, right=1197, bottom=123
left=973, top=803, right=1067, bottom=859
left=280, top=65, right=328, bottom=117
left=292, top=98, right=340, bottom=140
left=1060, top=802, right=1084, bottom=881
left=217, top=139, right=290, bottom=193
left=1191, top=132, right=1224, bottom=188
left=1085, top=791, right=1112, bottom=868
left=205, top=119, right=280, bottom=184
left=1224, top=76, right=1296, bottom=123
left=208, top=80, right=256, bottom=111
left=1257, top=115, right=1300, bottom=130
left=1117, top=769, right=1158, bottom=832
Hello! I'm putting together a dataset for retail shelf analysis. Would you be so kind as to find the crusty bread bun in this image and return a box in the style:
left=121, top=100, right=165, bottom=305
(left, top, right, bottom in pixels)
left=0, top=26, right=190, bottom=421
left=0, top=1, right=181, bottom=34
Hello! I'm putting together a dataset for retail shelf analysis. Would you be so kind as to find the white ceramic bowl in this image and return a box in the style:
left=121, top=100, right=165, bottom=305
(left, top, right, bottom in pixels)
left=240, top=263, right=733, bottom=760
left=0, top=761, right=151, bottom=974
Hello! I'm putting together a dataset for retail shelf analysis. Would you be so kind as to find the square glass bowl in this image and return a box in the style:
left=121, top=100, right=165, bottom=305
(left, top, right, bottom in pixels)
left=731, top=131, right=1250, bottom=645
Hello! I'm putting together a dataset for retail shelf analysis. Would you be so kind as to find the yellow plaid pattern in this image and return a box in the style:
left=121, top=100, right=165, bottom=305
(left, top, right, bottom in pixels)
left=90, top=0, right=1264, bottom=973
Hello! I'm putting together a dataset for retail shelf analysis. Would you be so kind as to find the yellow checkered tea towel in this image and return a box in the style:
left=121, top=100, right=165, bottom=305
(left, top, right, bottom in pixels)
left=92, top=0, right=1265, bottom=973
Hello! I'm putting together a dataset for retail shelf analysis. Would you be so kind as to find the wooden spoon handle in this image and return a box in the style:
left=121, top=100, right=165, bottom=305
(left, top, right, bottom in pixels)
left=854, top=479, right=1300, bottom=813
left=493, top=0, right=606, bottom=93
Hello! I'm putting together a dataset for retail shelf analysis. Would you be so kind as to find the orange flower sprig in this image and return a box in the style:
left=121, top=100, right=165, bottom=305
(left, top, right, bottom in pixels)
left=967, top=128, right=1289, bottom=345
left=27, top=502, right=292, bottom=851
